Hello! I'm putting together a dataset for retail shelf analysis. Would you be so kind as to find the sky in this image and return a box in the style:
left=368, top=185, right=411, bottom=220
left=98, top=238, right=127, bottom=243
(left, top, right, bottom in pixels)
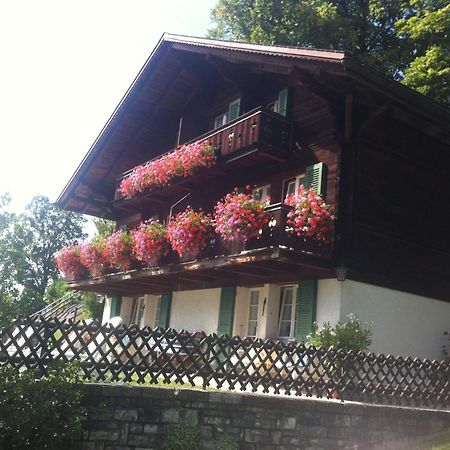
left=0, top=0, right=217, bottom=213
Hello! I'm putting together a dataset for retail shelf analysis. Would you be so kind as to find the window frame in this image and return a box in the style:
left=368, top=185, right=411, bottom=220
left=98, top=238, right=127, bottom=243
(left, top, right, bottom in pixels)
left=252, top=184, right=271, bottom=202
left=277, top=285, right=297, bottom=339
left=130, top=296, right=145, bottom=327
left=247, top=288, right=261, bottom=338
left=283, top=173, right=305, bottom=198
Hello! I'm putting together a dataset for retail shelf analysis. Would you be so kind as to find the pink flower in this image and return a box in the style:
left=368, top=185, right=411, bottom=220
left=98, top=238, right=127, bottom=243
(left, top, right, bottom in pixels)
left=214, top=188, right=270, bottom=242
left=284, top=186, right=335, bottom=243
left=167, top=207, right=213, bottom=257
left=118, top=141, right=216, bottom=199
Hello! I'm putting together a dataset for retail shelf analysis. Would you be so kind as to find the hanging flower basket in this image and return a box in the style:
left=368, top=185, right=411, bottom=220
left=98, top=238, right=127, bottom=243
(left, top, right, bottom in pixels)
left=79, top=238, right=110, bottom=277
left=167, top=207, right=213, bottom=260
left=118, top=141, right=216, bottom=199
left=214, top=187, right=270, bottom=244
left=284, top=185, right=335, bottom=243
left=105, top=230, right=135, bottom=272
left=132, top=220, right=169, bottom=267
left=55, top=244, right=87, bottom=280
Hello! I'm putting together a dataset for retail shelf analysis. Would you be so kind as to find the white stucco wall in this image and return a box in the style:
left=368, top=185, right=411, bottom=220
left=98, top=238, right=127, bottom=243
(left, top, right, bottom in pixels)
left=340, top=280, right=450, bottom=360
left=316, top=279, right=342, bottom=327
left=170, top=288, right=221, bottom=334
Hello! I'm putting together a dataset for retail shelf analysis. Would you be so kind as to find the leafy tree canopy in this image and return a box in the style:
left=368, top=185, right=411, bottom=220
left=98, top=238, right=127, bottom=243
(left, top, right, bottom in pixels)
left=209, top=0, right=449, bottom=106
left=0, top=195, right=86, bottom=325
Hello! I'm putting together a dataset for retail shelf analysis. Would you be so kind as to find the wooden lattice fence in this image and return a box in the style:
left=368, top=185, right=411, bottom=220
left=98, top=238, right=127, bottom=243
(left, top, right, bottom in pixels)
left=1, top=318, right=448, bottom=409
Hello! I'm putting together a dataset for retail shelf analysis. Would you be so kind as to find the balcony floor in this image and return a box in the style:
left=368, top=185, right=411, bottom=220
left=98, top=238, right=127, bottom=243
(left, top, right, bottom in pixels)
left=67, top=247, right=335, bottom=296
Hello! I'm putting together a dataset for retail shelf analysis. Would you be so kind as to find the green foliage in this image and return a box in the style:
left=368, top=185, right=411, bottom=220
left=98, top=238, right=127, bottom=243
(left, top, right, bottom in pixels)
left=308, top=314, right=372, bottom=353
left=163, top=423, right=200, bottom=450
left=0, top=363, right=83, bottom=449
left=94, top=217, right=116, bottom=237
left=82, top=292, right=104, bottom=321
left=209, top=0, right=450, bottom=106
left=0, top=195, right=86, bottom=321
left=396, top=2, right=450, bottom=105
left=215, top=433, right=239, bottom=450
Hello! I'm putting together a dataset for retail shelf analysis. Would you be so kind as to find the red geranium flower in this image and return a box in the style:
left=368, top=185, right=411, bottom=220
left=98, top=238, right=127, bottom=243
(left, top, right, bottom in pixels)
left=132, top=220, right=169, bottom=267
left=167, top=207, right=213, bottom=258
left=118, top=141, right=216, bottom=199
left=214, top=189, right=270, bottom=242
left=55, top=244, right=87, bottom=279
left=284, top=185, right=335, bottom=243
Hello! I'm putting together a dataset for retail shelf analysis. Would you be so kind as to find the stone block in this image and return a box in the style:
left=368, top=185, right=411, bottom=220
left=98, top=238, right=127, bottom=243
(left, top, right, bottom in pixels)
left=161, top=408, right=198, bottom=424
left=254, top=413, right=277, bottom=428
left=203, top=415, right=231, bottom=426
left=302, top=426, right=328, bottom=439
left=114, top=408, right=138, bottom=422
left=140, top=406, right=162, bottom=423
left=119, top=423, right=129, bottom=444
left=89, top=430, right=120, bottom=441
left=129, top=423, right=144, bottom=434
left=277, top=416, right=296, bottom=430
left=143, top=424, right=160, bottom=434
left=127, top=434, right=156, bottom=446
left=243, top=428, right=270, bottom=443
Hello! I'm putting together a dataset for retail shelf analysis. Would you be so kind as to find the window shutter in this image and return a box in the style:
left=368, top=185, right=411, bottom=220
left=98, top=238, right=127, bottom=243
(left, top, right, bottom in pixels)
left=295, top=280, right=317, bottom=341
left=304, top=162, right=327, bottom=196
left=110, top=295, right=122, bottom=319
left=158, top=292, right=172, bottom=329
left=227, top=98, right=241, bottom=122
left=217, top=286, right=236, bottom=335
left=277, top=88, right=289, bottom=116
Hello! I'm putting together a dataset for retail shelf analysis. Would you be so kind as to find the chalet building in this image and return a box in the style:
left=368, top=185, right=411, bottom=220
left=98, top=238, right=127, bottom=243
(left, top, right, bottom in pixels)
left=57, top=34, right=450, bottom=360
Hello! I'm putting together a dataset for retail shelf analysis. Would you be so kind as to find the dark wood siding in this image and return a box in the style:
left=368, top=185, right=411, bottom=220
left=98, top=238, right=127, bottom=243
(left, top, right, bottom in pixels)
left=349, top=112, right=450, bottom=301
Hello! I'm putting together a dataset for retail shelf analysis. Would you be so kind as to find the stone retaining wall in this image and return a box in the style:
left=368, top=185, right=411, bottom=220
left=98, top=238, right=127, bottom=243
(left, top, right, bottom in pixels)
left=80, top=384, right=450, bottom=449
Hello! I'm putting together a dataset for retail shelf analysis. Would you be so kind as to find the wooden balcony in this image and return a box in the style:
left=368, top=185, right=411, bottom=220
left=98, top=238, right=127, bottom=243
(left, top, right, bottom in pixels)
left=114, top=108, right=293, bottom=211
left=66, top=204, right=334, bottom=296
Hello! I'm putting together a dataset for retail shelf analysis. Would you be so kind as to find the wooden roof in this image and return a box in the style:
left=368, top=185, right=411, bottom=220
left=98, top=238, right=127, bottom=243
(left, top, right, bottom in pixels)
left=56, top=33, right=450, bottom=219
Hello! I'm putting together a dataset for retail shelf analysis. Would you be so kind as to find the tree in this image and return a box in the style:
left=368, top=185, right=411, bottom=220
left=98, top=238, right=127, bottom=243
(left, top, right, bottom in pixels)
left=209, top=0, right=449, bottom=106
left=0, top=194, right=20, bottom=328
left=396, top=2, right=450, bottom=105
left=0, top=195, right=86, bottom=320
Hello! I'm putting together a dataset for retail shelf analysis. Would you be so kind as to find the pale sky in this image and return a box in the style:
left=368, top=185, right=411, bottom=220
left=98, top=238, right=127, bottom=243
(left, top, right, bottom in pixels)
left=0, top=0, right=217, bottom=213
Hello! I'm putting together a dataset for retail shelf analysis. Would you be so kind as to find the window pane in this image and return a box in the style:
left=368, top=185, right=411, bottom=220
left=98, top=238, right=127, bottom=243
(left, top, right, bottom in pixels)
left=278, top=287, right=294, bottom=338
left=279, top=321, right=291, bottom=337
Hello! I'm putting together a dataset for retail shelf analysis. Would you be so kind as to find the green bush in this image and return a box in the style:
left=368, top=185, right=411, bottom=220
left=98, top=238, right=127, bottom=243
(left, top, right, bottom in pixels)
left=215, top=433, right=239, bottom=450
left=163, top=423, right=200, bottom=450
left=0, top=363, right=83, bottom=449
left=307, top=314, right=372, bottom=353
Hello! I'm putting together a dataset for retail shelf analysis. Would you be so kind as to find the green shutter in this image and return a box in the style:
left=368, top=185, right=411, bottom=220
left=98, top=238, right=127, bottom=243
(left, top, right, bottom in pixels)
left=227, top=98, right=240, bottom=122
left=217, top=286, right=236, bottom=335
left=305, top=162, right=327, bottom=196
left=277, top=87, right=289, bottom=116
left=110, top=295, right=122, bottom=318
left=295, top=280, right=317, bottom=341
left=158, top=292, right=172, bottom=329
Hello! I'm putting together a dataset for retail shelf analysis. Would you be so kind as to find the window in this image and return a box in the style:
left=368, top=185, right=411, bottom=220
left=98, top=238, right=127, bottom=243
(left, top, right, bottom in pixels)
left=284, top=174, right=305, bottom=198
left=214, top=113, right=227, bottom=129
left=247, top=290, right=260, bottom=337
left=267, top=88, right=289, bottom=116
left=213, top=98, right=241, bottom=129
left=278, top=286, right=296, bottom=339
left=252, top=184, right=271, bottom=202
left=130, top=297, right=145, bottom=327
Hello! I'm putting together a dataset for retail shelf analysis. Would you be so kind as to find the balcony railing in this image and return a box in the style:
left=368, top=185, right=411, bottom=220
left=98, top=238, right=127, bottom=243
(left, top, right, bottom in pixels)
left=114, top=108, right=293, bottom=201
